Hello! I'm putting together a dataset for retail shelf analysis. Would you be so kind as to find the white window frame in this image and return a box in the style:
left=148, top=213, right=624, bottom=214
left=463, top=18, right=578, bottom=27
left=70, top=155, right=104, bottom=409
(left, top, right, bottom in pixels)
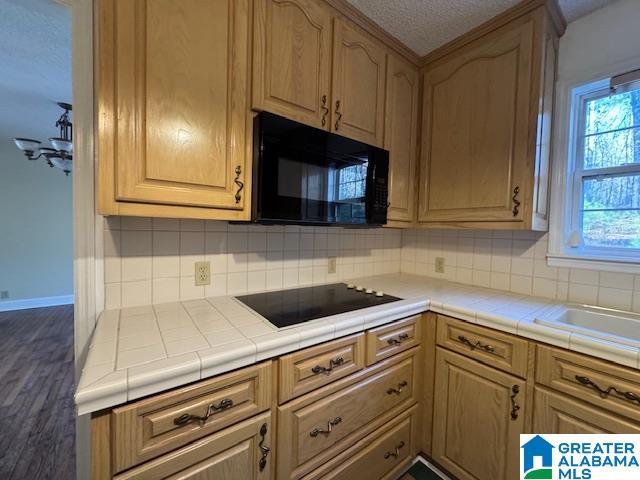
left=548, top=68, right=640, bottom=274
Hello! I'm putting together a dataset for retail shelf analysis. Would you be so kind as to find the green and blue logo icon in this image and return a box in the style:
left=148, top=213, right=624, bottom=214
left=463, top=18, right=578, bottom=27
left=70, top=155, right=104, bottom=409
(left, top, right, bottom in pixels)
left=521, top=435, right=554, bottom=479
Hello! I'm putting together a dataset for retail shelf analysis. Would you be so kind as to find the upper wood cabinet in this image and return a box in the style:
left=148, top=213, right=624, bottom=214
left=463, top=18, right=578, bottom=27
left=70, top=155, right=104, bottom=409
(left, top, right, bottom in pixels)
left=432, top=347, right=526, bottom=480
left=331, top=19, right=387, bottom=146
left=384, top=55, right=420, bottom=224
left=252, top=0, right=333, bottom=129
left=417, top=5, right=562, bottom=230
left=97, top=0, right=252, bottom=220
left=253, top=0, right=388, bottom=147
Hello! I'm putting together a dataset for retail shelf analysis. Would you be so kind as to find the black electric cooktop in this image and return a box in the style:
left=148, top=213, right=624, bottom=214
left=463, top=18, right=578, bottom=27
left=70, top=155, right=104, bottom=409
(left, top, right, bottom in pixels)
left=235, top=283, right=401, bottom=328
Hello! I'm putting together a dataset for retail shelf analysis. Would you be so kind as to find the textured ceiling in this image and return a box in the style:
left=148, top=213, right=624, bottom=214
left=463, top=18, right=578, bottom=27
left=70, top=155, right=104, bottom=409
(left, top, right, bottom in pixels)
left=345, top=0, right=616, bottom=56
left=0, top=0, right=71, bottom=152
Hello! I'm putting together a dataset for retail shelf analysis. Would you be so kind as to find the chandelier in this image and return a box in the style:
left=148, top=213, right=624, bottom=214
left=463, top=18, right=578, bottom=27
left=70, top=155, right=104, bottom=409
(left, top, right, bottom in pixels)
left=13, top=102, right=73, bottom=176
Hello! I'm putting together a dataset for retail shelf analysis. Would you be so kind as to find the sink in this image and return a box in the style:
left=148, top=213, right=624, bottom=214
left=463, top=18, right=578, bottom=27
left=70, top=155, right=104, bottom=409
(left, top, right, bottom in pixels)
left=535, top=306, right=640, bottom=347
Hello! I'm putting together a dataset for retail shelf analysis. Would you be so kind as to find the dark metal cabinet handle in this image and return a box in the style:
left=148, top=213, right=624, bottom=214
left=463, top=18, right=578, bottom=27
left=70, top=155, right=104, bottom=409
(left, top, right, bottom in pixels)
left=310, top=416, right=342, bottom=437
left=387, top=333, right=410, bottom=346
left=334, top=100, right=342, bottom=130
left=173, top=398, right=234, bottom=427
left=512, top=186, right=521, bottom=216
left=457, top=335, right=495, bottom=354
left=575, top=375, right=640, bottom=406
left=384, top=441, right=405, bottom=459
left=387, top=381, right=408, bottom=395
left=321, top=95, right=329, bottom=127
left=258, top=423, right=270, bottom=472
left=510, top=385, right=521, bottom=420
left=234, top=165, right=244, bottom=204
left=311, top=356, right=345, bottom=375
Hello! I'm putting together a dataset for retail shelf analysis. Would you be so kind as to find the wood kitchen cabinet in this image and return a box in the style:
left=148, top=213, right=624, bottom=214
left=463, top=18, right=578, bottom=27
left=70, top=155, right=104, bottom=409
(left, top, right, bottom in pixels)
left=114, top=412, right=274, bottom=480
left=331, top=18, right=387, bottom=146
left=432, top=347, right=526, bottom=480
left=533, top=387, right=640, bottom=434
left=384, top=54, right=420, bottom=225
left=253, top=0, right=387, bottom=147
left=417, top=2, right=563, bottom=229
left=252, top=0, right=333, bottom=129
left=97, top=0, right=252, bottom=220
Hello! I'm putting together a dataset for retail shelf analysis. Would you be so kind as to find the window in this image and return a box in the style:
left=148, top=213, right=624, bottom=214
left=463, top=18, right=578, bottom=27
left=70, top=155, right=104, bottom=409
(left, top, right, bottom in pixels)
left=337, top=162, right=367, bottom=201
left=562, top=71, right=640, bottom=266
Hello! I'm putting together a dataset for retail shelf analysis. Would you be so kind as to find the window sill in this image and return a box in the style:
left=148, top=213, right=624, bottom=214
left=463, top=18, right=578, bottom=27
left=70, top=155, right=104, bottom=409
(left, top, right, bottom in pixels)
left=547, top=253, right=640, bottom=274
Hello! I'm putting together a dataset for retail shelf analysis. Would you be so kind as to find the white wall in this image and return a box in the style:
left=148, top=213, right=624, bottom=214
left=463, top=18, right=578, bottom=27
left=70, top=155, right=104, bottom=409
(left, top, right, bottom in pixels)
left=0, top=138, right=73, bottom=305
left=556, top=0, right=640, bottom=83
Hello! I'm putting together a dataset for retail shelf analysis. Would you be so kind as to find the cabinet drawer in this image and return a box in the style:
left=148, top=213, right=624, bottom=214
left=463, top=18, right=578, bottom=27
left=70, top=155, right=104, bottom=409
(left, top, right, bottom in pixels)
left=115, top=411, right=273, bottom=480
left=366, top=315, right=421, bottom=365
left=278, top=348, right=420, bottom=479
left=303, top=404, right=419, bottom=480
left=534, top=387, right=640, bottom=434
left=536, top=345, right=640, bottom=422
left=113, top=361, right=273, bottom=472
left=278, top=333, right=365, bottom=404
left=436, top=315, right=529, bottom=377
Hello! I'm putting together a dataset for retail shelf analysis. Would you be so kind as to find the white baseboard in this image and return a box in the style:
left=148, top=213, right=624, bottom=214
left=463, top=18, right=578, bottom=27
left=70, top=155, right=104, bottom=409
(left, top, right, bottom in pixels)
left=0, top=294, right=74, bottom=312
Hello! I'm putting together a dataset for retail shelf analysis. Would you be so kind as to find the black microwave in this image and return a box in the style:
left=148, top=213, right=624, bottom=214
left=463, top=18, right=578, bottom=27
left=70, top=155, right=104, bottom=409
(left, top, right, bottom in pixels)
left=252, top=112, right=389, bottom=226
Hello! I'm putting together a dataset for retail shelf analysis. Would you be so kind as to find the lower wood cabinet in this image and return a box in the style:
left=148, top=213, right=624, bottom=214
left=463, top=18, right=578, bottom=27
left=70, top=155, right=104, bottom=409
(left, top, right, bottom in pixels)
left=277, top=348, right=420, bottom=479
left=432, top=347, right=526, bottom=480
left=303, top=404, right=420, bottom=480
left=114, top=411, right=273, bottom=480
left=533, top=387, right=640, bottom=435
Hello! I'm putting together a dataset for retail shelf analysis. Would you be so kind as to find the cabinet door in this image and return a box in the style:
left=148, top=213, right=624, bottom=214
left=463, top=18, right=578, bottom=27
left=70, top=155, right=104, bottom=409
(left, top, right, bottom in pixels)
left=432, top=347, right=526, bottom=480
left=105, top=0, right=250, bottom=210
left=384, top=54, right=419, bottom=224
left=418, top=18, right=534, bottom=224
left=533, top=387, right=640, bottom=434
left=252, top=0, right=333, bottom=129
left=332, top=19, right=387, bottom=146
left=115, top=412, right=273, bottom=480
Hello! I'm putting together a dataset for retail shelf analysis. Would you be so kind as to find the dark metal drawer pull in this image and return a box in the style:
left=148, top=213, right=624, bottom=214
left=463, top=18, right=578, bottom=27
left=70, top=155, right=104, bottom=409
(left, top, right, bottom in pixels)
left=387, top=333, right=410, bottom=346
left=310, top=416, right=342, bottom=437
left=234, top=165, right=244, bottom=204
left=321, top=95, right=329, bottom=127
left=387, top=381, right=408, bottom=395
left=575, top=375, right=640, bottom=406
left=311, top=356, right=345, bottom=375
left=457, top=335, right=495, bottom=353
left=173, top=398, right=234, bottom=427
left=510, top=385, right=520, bottom=420
left=384, top=441, right=405, bottom=459
left=258, top=423, right=270, bottom=472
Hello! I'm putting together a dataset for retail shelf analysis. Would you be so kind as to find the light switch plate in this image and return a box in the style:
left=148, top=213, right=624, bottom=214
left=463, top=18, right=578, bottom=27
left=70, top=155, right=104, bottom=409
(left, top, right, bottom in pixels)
left=195, top=261, right=211, bottom=286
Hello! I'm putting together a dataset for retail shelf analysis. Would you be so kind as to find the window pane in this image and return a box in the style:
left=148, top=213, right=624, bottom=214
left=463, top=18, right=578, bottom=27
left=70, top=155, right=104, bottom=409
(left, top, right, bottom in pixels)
left=583, top=174, right=640, bottom=210
left=582, top=210, right=640, bottom=248
left=584, top=127, right=640, bottom=169
left=585, top=89, right=640, bottom=135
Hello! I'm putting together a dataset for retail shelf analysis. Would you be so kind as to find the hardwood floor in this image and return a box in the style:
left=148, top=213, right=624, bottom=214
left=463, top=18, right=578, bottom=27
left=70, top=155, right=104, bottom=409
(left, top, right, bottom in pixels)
left=0, top=305, right=75, bottom=480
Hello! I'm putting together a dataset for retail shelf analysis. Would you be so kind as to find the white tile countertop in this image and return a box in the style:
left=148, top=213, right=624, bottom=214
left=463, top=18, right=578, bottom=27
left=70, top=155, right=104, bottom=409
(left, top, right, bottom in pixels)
left=75, top=273, right=640, bottom=415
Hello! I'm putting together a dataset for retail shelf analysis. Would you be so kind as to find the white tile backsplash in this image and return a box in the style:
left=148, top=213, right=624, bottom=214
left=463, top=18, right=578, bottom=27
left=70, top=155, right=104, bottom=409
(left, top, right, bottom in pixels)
left=401, top=229, right=640, bottom=313
left=104, top=218, right=402, bottom=308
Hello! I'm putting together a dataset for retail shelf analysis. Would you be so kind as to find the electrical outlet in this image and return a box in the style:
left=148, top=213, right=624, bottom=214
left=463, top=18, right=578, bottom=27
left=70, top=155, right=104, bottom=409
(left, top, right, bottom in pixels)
left=435, top=257, right=445, bottom=274
left=328, top=256, right=337, bottom=274
left=0, top=290, right=8, bottom=299
left=195, top=261, right=211, bottom=286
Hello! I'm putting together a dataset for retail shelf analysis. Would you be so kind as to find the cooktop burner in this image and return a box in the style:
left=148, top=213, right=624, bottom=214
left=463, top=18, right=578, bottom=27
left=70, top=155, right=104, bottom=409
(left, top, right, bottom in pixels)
left=235, top=283, right=401, bottom=328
